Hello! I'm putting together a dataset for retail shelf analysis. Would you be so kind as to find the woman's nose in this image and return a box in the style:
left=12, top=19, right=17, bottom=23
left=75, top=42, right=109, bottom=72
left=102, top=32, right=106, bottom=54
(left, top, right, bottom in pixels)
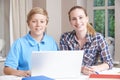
left=76, top=19, right=80, bottom=24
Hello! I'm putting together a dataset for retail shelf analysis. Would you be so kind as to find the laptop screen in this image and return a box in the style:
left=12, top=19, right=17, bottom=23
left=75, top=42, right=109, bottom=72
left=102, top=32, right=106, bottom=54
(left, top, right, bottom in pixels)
left=31, top=51, right=84, bottom=79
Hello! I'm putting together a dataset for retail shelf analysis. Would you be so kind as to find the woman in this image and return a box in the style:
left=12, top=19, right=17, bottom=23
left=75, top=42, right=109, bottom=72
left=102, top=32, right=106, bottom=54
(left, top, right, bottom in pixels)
left=4, top=7, right=58, bottom=77
left=59, top=6, right=113, bottom=75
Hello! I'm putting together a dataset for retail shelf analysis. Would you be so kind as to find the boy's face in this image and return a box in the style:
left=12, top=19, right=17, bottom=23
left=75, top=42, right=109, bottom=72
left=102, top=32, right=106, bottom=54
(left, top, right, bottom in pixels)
left=28, top=14, right=47, bottom=37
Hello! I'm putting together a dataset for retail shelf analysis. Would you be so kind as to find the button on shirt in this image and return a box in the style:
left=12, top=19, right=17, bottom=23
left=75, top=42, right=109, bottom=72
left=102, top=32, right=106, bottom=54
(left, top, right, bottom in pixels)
left=59, top=30, right=113, bottom=69
left=5, top=33, right=58, bottom=70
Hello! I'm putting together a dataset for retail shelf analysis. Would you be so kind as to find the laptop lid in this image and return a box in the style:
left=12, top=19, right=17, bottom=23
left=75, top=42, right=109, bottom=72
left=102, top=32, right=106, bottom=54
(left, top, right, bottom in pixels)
left=31, top=51, right=84, bottom=79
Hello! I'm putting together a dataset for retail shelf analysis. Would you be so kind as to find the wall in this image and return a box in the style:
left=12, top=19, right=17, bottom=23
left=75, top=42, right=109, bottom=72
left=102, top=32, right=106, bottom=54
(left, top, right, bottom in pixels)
left=32, top=0, right=46, bottom=9
left=77, top=0, right=87, bottom=8
left=114, top=0, right=120, bottom=67
left=0, top=0, right=10, bottom=57
left=61, top=0, right=76, bottom=34
left=46, top=0, right=62, bottom=44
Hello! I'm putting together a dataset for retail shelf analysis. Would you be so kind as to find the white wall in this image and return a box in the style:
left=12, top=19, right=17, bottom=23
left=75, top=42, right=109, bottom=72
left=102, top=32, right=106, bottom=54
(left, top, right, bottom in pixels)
left=46, top=0, right=62, bottom=44
left=114, top=0, right=120, bottom=65
left=77, top=0, right=87, bottom=8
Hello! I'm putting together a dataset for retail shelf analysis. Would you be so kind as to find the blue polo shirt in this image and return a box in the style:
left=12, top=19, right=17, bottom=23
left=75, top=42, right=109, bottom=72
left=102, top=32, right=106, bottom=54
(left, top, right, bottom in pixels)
left=5, top=33, right=58, bottom=70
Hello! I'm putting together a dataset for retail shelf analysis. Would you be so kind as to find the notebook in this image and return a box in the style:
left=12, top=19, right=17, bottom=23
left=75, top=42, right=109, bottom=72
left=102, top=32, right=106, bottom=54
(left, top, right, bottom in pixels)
left=89, top=74, right=120, bottom=80
left=31, top=51, right=84, bottom=79
left=89, top=67, right=120, bottom=80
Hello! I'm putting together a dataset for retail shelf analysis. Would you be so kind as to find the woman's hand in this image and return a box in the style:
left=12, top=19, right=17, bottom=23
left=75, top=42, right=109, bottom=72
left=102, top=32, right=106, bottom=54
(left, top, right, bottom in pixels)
left=81, top=66, right=98, bottom=75
left=81, top=63, right=109, bottom=75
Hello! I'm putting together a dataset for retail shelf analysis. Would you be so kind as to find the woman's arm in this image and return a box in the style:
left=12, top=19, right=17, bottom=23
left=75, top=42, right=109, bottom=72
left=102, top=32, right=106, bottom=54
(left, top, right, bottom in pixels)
left=81, top=62, right=109, bottom=75
left=90, top=62, right=109, bottom=72
left=82, top=34, right=113, bottom=75
left=98, top=34, right=113, bottom=69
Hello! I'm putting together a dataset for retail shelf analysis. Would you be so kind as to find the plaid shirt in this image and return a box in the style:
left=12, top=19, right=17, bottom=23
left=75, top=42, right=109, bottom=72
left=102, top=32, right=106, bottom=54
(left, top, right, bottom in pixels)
left=59, top=30, right=113, bottom=69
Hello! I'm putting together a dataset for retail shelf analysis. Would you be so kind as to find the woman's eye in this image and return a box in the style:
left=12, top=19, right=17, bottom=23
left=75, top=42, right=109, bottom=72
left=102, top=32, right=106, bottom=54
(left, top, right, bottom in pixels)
left=79, top=17, right=83, bottom=19
left=71, top=18, right=77, bottom=20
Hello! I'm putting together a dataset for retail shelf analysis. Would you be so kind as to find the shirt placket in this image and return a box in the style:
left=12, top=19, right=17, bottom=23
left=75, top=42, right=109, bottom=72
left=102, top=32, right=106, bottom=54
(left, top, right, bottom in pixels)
left=37, top=43, right=40, bottom=51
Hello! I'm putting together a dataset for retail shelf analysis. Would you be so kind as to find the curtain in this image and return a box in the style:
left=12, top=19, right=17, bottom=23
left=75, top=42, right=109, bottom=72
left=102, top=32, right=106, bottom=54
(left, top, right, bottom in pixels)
left=0, top=0, right=10, bottom=57
left=10, top=0, right=32, bottom=45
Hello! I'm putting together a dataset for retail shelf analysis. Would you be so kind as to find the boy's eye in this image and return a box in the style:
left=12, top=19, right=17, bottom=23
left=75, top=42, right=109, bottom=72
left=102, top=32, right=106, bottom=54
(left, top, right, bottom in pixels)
left=32, top=21, right=36, bottom=23
left=40, top=21, right=44, bottom=23
left=31, top=20, right=46, bottom=23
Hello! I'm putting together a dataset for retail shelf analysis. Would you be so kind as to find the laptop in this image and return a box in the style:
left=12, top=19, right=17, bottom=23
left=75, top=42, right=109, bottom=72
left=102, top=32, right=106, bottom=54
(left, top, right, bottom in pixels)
left=31, top=51, right=84, bottom=79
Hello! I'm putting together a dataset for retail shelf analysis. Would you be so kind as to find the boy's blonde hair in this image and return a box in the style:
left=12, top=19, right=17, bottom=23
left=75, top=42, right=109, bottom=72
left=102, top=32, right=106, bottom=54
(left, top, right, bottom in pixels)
left=27, top=7, right=49, bottom=25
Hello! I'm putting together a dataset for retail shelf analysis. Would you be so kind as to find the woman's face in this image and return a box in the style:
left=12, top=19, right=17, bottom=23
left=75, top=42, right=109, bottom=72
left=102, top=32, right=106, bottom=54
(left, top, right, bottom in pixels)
left=28, top=14, right=47, bottom=37
left=69, top=8, right=88, bottom=32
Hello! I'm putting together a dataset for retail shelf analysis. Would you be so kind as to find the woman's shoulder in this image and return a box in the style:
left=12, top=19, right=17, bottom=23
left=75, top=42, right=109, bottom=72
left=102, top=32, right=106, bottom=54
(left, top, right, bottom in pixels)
left=91, top=32, right=105, bottom=42
left=61, top=30, right=75, bottom=37
left=94, top=32, right=104, bottom=39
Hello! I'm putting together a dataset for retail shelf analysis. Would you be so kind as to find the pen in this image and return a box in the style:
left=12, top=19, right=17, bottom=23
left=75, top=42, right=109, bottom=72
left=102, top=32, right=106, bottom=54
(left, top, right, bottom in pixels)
left=95, top=71, right=99, bottom=74
left=86, top=66, right=99, bottom=74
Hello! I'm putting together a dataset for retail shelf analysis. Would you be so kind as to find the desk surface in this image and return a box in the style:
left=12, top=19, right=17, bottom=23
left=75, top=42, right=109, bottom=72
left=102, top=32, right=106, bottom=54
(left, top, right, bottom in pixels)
left=0, top=75, right=89, bottom=80
left=0, top=67, right=120, bottom=80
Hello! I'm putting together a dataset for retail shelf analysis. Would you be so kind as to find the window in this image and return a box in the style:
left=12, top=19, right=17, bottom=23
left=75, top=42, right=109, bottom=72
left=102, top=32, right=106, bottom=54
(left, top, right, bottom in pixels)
left=93, top=0, right=115, bottom=38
